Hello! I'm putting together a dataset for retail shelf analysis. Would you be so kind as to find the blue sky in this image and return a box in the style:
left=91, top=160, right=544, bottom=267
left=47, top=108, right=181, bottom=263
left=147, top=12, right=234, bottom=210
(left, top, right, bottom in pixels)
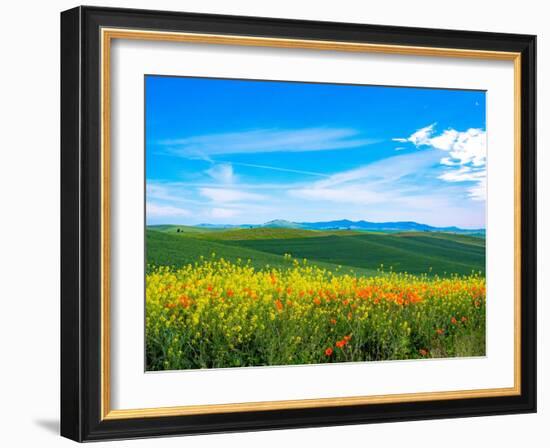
left=146, top=76, right=486, bottom=228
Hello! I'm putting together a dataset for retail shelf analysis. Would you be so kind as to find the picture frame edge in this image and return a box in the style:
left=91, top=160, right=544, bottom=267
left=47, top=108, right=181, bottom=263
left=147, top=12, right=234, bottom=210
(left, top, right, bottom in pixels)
left=60, top=5, right=537, bottom=442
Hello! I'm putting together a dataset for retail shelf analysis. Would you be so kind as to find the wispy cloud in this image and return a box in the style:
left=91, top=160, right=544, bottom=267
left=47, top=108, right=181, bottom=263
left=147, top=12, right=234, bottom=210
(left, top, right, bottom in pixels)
left=146, top=181, right=276, bottom=224
left=467, top=178, right=486, bottom=201
left=146, top=183, right=198, bottom=205
left=146, top=202, right=191, bottom=218
left=289, top=150, right=441, bottom=205
left=437, top=166, right=485, bottom=183
left=289, top=186, right=389, bottom=205
left=147, top=183, right=177, bottom=202
left=199, top=188, right=266, bottom=203
left=228, top=161, right=329, bottom=178
left=437, top=166, right=486, bottom=201
left=210, top=208, right=240, bottom=219
left=159, top=127, right=377, bottom=157
left=312, top=150, right=439, bottom=190
left=205, top=164, right=235, bottom=184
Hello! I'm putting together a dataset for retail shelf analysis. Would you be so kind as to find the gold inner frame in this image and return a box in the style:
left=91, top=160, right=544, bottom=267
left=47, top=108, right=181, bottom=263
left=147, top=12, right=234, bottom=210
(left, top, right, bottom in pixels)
left=100, top=27, right=522, bottom=420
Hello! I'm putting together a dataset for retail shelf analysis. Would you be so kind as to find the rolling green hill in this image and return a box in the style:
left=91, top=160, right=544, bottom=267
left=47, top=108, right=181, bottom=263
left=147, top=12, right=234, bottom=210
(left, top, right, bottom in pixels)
left=395, top=231, right=486, bottom=247
left=224, top=233, right=485, bottom=276
left=149, top=225, right=361, bottom=240
left=193, top=227, right=361, bottom=240
left=146, top=230, right=377, bottom=276
left=146, top=227, right=485, bottom=277
left=148, top=224, right=220, bottom=234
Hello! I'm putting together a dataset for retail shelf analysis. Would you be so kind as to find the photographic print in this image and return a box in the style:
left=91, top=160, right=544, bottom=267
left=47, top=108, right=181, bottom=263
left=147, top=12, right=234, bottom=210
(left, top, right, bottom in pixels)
left=61, top=9, right=536, bottom=440
left=145, top=75, right=487, bottom=371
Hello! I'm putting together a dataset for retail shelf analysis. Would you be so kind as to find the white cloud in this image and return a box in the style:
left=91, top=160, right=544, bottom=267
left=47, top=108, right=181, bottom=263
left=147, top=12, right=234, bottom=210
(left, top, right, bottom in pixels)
left=394, top=125, right=486, bottom=166
left=393, top=124, right=438, bottom=147
left=408, top=123, right=436, bottom=146
left=313, top=150, right=439, bottom=189
left=429, top=129, right=459, bottom=150
left=229, top=161, right=328, bottom=178
left=449, top=129, right=486, bottom=167
left=438, top=166, right=485, bottom=183
left=440, top=157, right=460, bottom=166
left=160, top=127, right=377, bottom=157
left=291, top=187, right=388, bottom=205
left=146, top=182, right=204, bottom=206
left=206, top=164, right=235, bottom=184
left=146, top=183, right=179, bottom=202
left=199, top=188, right=265, bottom=203
left=290, top=150, right=441, bottom=205
left=146, top=202, right=190, bottom=217
left=437, top=166, right=486, bottom=201
left=210, top=208, right=239, bottom=218
left=146, top=180, right=278, bottom=224
left=395, top=124, right=487, bottom=202
left=467, top=177, right=486, bottom=201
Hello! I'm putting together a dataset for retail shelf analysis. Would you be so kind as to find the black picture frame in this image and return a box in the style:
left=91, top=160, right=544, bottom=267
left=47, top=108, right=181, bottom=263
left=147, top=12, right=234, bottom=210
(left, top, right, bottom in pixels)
left=61, top=5, right=536, bottom=442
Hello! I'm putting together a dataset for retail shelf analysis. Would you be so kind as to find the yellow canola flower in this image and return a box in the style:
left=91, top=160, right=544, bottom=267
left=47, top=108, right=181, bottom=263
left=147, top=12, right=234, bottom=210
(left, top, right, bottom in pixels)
left=146, top=256, right=486, bottom=370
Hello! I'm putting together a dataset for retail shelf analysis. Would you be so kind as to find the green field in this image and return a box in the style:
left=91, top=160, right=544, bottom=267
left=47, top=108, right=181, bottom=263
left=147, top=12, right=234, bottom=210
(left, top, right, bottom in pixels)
left=147, top=225, right=485, bottom=276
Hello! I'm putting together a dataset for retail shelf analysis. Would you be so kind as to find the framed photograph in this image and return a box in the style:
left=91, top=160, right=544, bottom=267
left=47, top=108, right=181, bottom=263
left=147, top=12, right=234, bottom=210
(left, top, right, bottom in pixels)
left=60, top=6, right=536, bottom=442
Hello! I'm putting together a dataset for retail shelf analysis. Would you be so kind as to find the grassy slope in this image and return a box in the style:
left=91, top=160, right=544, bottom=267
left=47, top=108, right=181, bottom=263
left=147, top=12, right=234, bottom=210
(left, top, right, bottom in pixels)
left=225, top=233, right=485, bottom=276
left=148, top=224, right=220, bottom=234
left=396, top=231, right=485, bottom=247
left=149, top=225, right=362, bottom=240
left=146, top=230, right=377, bottom=275
left=147, top=226, right=485, bottom=276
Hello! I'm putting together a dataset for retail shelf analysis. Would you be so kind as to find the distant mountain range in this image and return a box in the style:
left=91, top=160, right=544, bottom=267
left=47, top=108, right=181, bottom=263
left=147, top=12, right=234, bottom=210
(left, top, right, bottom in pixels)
left=196, top=219, right=485, bottom=235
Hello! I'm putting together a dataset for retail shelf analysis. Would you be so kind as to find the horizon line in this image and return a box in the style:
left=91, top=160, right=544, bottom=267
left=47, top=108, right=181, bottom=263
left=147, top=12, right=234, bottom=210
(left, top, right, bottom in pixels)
left=146, top=218, right=486, bottom=231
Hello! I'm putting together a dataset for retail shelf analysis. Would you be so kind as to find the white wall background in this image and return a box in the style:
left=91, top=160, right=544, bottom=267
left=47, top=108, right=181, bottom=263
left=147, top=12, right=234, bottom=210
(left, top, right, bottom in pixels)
left=0, top=1, right=546, bottom=446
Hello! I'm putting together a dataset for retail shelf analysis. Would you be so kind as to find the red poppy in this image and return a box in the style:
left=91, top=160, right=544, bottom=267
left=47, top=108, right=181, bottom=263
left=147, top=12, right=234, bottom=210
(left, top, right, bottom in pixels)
left=179, top=294, right=190, bottom=308
left=336, top=339, right=348, bottom=349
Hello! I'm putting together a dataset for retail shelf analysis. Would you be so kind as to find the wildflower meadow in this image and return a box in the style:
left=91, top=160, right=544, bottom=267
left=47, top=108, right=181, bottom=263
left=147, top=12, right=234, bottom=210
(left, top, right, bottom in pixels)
left=146, top=254, right=486, bottom=370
